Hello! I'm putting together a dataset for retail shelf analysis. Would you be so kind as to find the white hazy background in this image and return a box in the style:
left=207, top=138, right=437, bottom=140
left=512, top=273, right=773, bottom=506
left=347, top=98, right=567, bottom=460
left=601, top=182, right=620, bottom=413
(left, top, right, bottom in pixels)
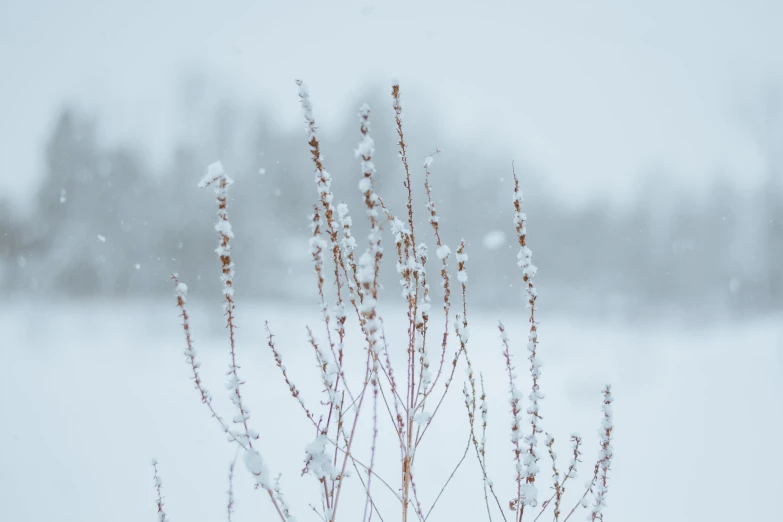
left=3, top=0, right=783, bottom=203
left=2, top=1, right=783, bottom=521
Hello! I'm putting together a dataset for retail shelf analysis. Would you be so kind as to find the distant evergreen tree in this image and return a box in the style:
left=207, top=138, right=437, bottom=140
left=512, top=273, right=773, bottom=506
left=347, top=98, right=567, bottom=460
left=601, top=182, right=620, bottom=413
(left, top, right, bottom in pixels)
left=1, top=81, right=779, bottom=319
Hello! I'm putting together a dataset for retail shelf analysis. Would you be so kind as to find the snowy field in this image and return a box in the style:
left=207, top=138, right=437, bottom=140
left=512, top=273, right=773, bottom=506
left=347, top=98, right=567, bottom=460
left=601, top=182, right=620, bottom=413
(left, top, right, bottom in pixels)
left=1, top=299, right=781, bottom=522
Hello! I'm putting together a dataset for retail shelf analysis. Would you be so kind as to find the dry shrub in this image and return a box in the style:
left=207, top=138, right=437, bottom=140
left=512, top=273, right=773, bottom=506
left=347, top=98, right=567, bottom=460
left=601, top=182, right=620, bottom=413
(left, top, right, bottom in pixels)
left=158, top=81, right=614, bottom=522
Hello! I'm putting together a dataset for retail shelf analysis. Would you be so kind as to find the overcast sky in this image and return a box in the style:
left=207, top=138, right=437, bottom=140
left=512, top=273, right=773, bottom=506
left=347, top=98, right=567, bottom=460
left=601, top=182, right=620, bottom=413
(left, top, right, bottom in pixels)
left=2, top=0, right=782, bottom=207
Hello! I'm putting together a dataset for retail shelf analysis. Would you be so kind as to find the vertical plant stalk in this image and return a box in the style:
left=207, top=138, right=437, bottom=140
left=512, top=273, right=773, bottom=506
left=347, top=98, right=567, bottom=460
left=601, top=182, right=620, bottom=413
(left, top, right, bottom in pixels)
left=296, top=79, right=347, bottom=348
left=422, top=153, right=451, bottom=398
left=171, top=274, right=246, bottom=448
left=544, top=435, right=562, bottom=521
left=472, top=374, right=506, bottom=522
left=512, top=162, right=542, bottom=521
left=590, top=386, right=614, bottom=521
left=152, top=460, right=169, bottom=522
left=198, top=162, right=287, bottom=522
left=227, top=458, right=236, bottom=522
left=392, top=82, right=418, bottom=254
left=500, top=321, right=524, bottom=516
left=197, top=162, right=254, bottom=446
left=562, top=388, right=613, bottom=522
left=297, top=81, right=347, bottom=518
left=167, top=84, right=617, bottom=522
left=533, top=434, right=582, bottom=522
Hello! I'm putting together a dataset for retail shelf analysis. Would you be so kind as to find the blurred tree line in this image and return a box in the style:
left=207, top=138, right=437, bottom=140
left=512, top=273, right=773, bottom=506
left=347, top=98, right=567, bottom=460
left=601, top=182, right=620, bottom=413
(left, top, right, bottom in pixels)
left=1, top=85, right=781, bottom=320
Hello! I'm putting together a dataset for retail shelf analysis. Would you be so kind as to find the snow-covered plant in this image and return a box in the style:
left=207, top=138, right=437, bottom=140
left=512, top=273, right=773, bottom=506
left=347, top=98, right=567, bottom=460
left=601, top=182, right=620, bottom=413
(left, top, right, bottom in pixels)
left=151, top=460, right=169, bottom=522
left=160, top=81, right=615, bottom=522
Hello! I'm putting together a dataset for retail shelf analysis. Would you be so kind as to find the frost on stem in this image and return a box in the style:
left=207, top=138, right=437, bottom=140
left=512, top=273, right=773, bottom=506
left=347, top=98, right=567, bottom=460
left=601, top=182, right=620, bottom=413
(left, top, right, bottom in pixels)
left=172, top=276, right=208, bottom=402
left=454, top=242, right=472, bottom=357
left=152, top=460, right=169, bottom=522
left=355, top=104, right=382, bottom=284
left=539, top=433, right=583, bottom=522
left=303, top=433, right=339, bottom=482
left=478, top=374, right=488, bottom=459
left=544, top=435, right=562, bottom=521
left=355, top=104, right=383, bottom=357
left=172, top=273, right=247, bottom=446
left=423, top=153, right=453, bottom=399
left=198, top=163, right=290, bottom=520
left=297, top=78, right=341, bottom=278
left=308, top=328, right=338, bottom=397
left=456, top=242, right=468, bottom=284
left=274, top=475, right=297, bottom=522
left=297, top=79, right=347, bottom=371
left=198, top=161, right=254, bottom=448
left=470, top=373, right=504, bottom=522
left=512, top=163, right=542, bottom=512
left=355, top=104, right=387, bottom=522
left=227, top=459, right=236, bottom=522
left=453, top=239, right=478, bottom=457
left=500, top=321, right=525, bottom=514
left=390, top=216, right=416, bottom=302
left=356, top=105, right=380, bottom=224
left=414, top=242, right=432, bottom=395
left=245, top=448, right=272, bottom=490
left=266, top=322, right=317, bottom=426
left=590, top=386, right=614, bottom=521
left=337, top=202, right=360, bottom=300
left=391, top=82, right=416, bottom=251
left=357, top=252, right=380, bottom=348
left=309, top=206, right=329, bottom=319
left=198, top=161, right=236, bottom=304
left=455, top=241, right=470, bottom=348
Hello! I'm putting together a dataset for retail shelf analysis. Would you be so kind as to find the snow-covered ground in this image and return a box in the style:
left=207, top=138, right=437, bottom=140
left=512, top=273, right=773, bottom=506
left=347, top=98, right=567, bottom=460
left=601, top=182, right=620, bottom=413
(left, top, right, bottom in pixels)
left=1, top=299, right=781, bottom=521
